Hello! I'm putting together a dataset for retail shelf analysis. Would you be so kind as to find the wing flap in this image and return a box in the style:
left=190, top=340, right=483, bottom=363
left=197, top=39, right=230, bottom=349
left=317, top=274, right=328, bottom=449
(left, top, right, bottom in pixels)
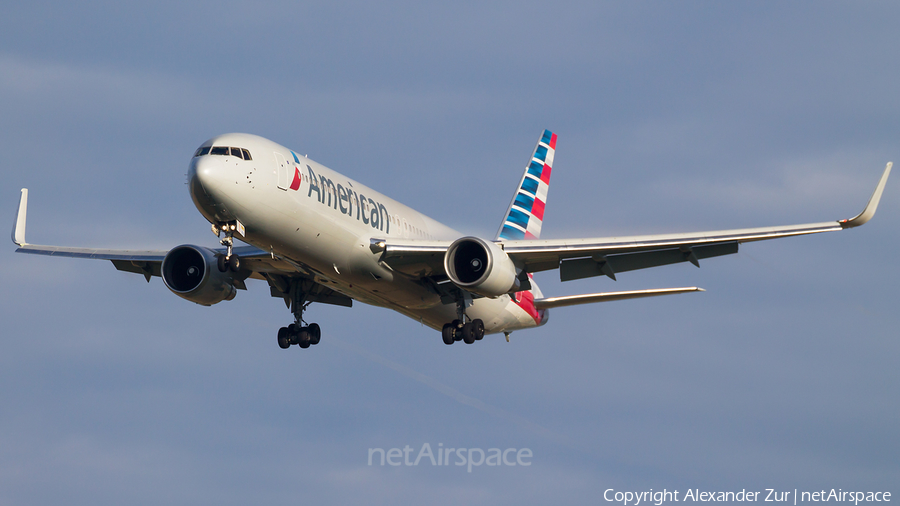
left=559, top=241, right=739, bottom=281
left=111, top=259, right=161, bottom=282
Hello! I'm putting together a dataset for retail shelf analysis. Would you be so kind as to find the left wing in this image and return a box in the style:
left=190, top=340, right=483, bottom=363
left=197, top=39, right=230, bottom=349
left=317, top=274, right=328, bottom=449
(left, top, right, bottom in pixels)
left=375, top=162, right=892, bottom=282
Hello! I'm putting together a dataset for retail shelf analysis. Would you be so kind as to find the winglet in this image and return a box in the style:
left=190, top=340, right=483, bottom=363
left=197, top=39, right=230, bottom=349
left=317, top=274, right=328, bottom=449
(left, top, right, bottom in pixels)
left=12, top=188, right=27, bottom=246
left=840, top=162, right=892, bottom=229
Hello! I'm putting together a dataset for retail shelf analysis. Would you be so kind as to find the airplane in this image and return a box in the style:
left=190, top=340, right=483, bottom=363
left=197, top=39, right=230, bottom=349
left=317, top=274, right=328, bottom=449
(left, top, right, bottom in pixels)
left=11, top=130, right=892, bottom=349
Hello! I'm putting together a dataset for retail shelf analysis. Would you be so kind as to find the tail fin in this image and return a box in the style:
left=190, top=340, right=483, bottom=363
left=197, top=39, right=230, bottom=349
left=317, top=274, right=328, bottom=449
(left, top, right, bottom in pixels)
left=495, top=130, right=556, bottom=240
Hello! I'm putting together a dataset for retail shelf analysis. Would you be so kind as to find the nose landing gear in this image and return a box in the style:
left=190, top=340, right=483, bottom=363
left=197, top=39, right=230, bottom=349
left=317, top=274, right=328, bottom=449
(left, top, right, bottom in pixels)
left=213, top=221, right=241, bottom=273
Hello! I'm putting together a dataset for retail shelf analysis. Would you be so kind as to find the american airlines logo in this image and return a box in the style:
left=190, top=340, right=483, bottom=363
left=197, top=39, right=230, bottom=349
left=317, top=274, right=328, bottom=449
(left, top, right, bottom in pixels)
left=296, top=164, right=391, bottom=234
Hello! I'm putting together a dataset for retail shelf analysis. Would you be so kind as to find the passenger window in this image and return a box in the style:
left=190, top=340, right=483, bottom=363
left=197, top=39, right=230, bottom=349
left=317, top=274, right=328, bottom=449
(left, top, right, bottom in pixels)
left=210, top=146, right=228, bottom=155
left=242, top=148, right=252, bottom=160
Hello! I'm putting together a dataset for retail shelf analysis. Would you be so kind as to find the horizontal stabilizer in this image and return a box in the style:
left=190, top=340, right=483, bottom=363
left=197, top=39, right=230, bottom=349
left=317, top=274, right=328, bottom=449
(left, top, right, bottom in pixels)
left=533, top=286, right=704, bottom=310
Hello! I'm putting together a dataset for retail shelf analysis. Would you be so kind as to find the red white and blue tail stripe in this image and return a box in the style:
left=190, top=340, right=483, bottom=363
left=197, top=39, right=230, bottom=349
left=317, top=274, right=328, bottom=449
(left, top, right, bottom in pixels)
left=496, top=130, right=556, bottom=241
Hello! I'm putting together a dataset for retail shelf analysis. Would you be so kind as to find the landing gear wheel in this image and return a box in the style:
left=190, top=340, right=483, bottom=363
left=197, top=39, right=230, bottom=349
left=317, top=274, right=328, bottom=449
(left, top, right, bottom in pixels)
left=297, top=328, right=311, bottom=349
left=462, top=323, right=476, bottom=344
left=217, top=255, right=228, bottom=272
left=307, top=323, right=321, bottom=345
left=451, top=319, right=463, bottom=341
left=472, top=319, right=485, bottom=340
left=228, top=254, right=241, bottom=272
left=441, top=324, right=455, bottom=345
left=287, top=323, right=299, bottom=345
left=277, top=327, right=291, bottom=349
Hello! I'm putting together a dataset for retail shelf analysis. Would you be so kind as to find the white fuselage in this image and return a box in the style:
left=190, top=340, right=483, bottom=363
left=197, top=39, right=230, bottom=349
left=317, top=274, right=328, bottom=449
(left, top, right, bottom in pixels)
left=188, top=133, right=548, bottom=335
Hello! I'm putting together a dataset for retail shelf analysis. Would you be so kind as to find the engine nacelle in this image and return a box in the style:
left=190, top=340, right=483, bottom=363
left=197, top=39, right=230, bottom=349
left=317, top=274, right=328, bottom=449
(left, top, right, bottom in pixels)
left=161, top=245, right=236, bottom=306
left=444, top=236, right=521, bottom=298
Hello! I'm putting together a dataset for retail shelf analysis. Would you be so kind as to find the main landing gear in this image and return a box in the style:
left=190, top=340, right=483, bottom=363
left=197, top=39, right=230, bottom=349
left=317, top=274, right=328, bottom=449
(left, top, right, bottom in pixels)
left=276, top=278, right=323, bottom=350
left=441, top=319, right=485, bottom=345
left=277, top=323, right=321, bottom=349
left=441, top=295, right=485, bottom=345
left=213, top=221, right=241, bottom=272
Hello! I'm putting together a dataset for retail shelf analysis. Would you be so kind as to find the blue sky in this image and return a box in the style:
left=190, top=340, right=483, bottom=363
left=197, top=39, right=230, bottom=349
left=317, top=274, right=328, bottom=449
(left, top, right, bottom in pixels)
left=2, top=2, right=899, bottom=504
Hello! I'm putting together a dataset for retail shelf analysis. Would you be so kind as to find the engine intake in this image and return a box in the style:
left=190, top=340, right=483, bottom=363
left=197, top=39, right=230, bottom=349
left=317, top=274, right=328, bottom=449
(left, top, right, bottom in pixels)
left=161, top=245, right=236, bottom=306
left=444, top=237, right=520, bottom=297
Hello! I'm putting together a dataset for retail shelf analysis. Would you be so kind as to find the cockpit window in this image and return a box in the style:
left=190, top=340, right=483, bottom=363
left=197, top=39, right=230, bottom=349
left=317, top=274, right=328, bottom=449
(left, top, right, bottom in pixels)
left=197, top=145, right=252, bottom=160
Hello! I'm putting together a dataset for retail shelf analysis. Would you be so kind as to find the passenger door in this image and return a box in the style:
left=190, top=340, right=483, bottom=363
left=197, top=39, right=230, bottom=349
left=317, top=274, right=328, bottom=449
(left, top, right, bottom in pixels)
left=274, top=152, right=289, bottom=190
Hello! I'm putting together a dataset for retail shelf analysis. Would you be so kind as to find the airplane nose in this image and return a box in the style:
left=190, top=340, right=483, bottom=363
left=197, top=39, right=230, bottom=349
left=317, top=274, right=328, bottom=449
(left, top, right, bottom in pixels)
left=188, top=155, right=229, bottom=215
left=190, top=155, right=217, bottom=190
left=189, top=155, right=230, bottom=197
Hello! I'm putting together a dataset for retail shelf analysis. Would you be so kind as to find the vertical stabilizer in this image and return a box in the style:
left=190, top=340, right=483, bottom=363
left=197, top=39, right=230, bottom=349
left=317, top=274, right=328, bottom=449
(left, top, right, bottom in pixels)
left=495, top=130, right=556, bottom=240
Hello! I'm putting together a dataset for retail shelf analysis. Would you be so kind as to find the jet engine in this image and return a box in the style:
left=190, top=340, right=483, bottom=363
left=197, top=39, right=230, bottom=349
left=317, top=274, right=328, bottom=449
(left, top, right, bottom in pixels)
left=161, top=245, right=236, bottom=306
left=444, top=236, right=521, bottom=298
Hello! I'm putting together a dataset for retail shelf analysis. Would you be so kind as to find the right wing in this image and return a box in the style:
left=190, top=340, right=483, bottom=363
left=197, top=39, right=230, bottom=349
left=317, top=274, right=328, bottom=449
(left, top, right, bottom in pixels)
left=504, top=161, right=891, bottom=280
left=11, top=189, right=351, bottom=307
left=13, top=189, right=172, bottom=279
left=375, top=162, right=892, bottom=282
